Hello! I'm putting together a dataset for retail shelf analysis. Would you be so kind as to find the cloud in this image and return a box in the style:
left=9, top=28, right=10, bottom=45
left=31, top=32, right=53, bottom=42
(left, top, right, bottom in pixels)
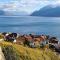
left=0, top=0, right=60, bottom=15
left=0, top=0, right=50, bottom=14
left=50, top=1, right=60, bottom=8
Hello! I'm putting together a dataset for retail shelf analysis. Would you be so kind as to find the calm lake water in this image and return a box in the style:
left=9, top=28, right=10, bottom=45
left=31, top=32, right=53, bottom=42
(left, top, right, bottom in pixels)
left=0, top=16, right=60, bottom=38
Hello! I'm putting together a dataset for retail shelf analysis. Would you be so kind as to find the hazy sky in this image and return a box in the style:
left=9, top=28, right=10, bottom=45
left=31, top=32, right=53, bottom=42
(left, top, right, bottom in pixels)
left=0, top=0, right=60, bottom=14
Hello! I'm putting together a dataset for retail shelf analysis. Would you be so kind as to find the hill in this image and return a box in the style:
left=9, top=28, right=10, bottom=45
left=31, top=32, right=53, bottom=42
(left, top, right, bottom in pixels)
left=0, top=42, right=60, bottom=60
left=31, top=6, right=60, bottom=17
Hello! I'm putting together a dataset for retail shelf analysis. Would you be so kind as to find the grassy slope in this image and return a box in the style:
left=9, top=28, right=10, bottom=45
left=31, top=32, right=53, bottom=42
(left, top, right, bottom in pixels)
left=0, top=42, right=60, bottom=60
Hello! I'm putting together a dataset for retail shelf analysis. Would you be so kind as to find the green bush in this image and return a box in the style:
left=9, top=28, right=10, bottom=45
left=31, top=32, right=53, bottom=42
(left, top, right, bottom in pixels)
left=2, top=45, right=20, bottom=60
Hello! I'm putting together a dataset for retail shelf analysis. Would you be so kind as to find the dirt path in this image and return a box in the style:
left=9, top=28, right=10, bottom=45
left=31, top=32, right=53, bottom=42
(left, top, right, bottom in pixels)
left=0, top=47, right=5, bottom=60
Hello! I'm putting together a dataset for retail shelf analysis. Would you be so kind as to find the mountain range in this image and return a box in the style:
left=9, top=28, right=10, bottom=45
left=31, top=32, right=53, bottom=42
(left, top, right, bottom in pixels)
left=0, top=5, right=60, bottom=17
left=0, top=10, right=28, bottom=16
left=31, top=5, right=60, bottom=17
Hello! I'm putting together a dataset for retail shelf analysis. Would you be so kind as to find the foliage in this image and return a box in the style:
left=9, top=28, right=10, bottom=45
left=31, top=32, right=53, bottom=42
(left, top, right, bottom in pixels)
left=0, top=42, right=60, bottom=60
left=0, top=42, right=20, bottom=60
left=23, top=40, right=30, bottom=46
left=0, top=34, right=4, bottom=39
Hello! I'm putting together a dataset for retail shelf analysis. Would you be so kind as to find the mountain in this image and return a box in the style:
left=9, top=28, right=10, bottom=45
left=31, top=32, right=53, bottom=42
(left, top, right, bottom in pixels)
left=0, top=10, right=28, bottom=16
left=5, top=11, right=28, bottom=16
left=31, top=6, right=60, bottom=17
left=0, top=10, right=5, bottom=15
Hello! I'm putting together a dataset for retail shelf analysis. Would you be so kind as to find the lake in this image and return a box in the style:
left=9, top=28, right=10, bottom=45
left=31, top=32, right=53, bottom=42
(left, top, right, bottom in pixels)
left=0, top=16, right=60, bottom=38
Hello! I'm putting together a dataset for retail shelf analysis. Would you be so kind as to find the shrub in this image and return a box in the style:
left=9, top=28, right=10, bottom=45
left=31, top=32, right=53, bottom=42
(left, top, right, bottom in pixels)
left=23, top=40, right=30, bottom=46
left=1, top=45, right=20, bottom=60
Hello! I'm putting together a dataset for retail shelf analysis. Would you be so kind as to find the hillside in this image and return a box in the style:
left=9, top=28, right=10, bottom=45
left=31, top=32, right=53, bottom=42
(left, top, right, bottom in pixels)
left=31, top=6, right=60, bottom=17
left=0, top=42, right=60, bottom=60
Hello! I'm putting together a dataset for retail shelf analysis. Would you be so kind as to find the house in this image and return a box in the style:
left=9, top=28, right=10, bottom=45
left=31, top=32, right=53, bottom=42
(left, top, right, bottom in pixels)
left=16, top=35, right=26, bottom=45
left=49, top=37, right=58, bottom=44
left=49, top=37, right=59, bottom=51
left=3, top=33, right=18, bottom=42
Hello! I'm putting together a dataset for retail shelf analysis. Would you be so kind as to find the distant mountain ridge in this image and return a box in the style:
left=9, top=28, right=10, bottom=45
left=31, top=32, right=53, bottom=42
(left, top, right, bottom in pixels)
left=31, top=5, right=60, bottom=17
left=0, top=10, right=28, bottom=16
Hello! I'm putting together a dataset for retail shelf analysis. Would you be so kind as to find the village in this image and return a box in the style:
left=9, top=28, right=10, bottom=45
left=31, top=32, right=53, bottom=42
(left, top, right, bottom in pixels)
left=0, top=32, right=60, bottom=53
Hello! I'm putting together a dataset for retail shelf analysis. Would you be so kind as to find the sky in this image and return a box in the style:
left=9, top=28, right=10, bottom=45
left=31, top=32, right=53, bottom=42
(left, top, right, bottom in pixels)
left=0, top=0, right=60, bottom=15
